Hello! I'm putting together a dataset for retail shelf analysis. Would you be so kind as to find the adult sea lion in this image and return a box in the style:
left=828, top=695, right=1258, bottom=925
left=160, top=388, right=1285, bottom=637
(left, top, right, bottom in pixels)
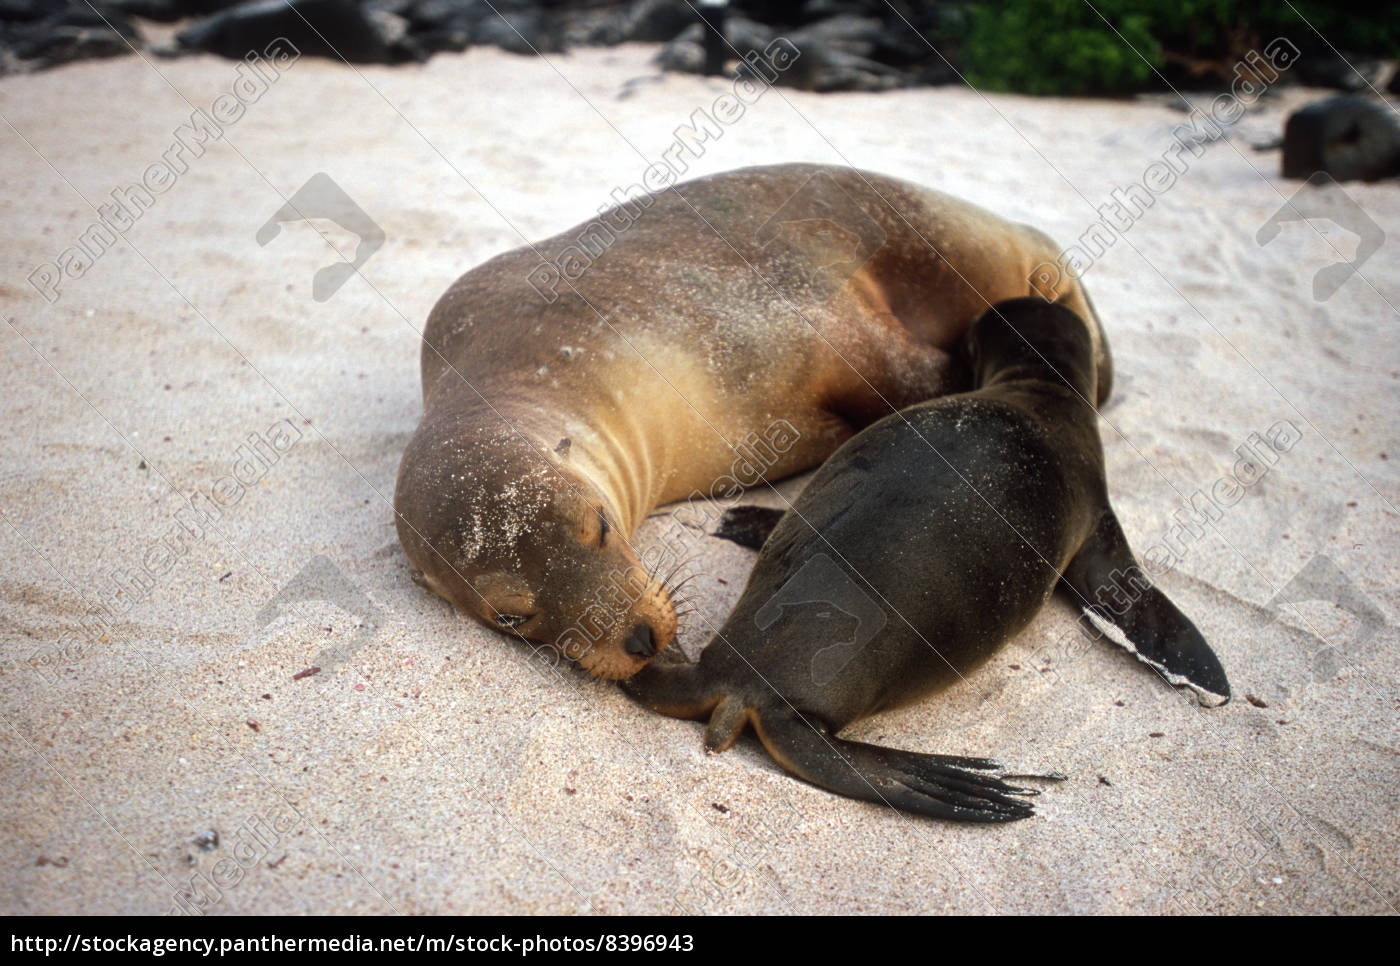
left=395, top=164, right=1113, bottom=679
left=623, top=298, right=1228, bottom=821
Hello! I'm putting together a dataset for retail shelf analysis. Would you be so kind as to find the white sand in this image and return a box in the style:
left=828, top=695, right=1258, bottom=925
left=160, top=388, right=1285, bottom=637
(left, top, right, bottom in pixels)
left=1, top=43, right=1396, bottom=915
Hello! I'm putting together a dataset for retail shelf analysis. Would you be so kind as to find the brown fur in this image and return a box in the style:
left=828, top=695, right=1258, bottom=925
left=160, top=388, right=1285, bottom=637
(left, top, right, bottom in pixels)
left=394, top=163, right=1112, bottom=678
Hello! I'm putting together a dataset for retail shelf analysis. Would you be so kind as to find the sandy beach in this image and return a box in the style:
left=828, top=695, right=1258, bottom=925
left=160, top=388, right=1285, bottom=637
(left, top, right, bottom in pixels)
left=1, top=41, right=1396, bottom=915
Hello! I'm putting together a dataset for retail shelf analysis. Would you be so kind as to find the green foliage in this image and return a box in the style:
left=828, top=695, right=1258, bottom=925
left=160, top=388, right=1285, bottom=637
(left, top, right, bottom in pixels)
left=959, top=0, right=1400, bottom=96
left=1274, top=0, right=1400, bottom=55
left=963, top=0, right=1164, bottom=95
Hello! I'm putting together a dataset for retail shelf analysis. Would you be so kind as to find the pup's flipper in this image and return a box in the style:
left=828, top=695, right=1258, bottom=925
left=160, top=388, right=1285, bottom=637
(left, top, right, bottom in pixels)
left=750, top=703, right=1038, bottom=822
left=713, top=505, right=787, bottom=550
left=1061, top=510, right=1231, bottom=706
left=619, top=652, right=718, bottom=720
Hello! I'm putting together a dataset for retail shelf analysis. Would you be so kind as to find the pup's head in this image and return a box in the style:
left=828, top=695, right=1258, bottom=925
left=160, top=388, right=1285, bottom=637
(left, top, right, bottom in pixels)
left=965, top=296, right=1097, bottom=399
left=395, top=425, right=676, bottom=679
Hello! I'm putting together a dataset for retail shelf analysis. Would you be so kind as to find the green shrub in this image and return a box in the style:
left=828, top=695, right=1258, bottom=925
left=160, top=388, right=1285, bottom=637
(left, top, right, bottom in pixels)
left=963, top=0, right=1163, bottom=95
left=959, top=0, right=1400, bottom=96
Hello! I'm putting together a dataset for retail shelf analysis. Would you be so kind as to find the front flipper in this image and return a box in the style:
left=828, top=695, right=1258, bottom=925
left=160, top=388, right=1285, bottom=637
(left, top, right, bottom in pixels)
left=751, top=703, right=1039, bottom=822
left=619, top=651, right=719, bottom=721
left=712, top=505, right=786, bottom=550
left=1061, top=510, right=1231, bottom=706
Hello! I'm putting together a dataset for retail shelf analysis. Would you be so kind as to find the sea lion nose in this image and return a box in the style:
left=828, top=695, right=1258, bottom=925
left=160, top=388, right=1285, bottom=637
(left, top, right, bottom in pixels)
left=623, top=623, right=656, bottom=658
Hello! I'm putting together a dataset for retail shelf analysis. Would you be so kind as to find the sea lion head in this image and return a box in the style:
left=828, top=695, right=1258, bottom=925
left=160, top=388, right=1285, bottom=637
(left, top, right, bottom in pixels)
left=966, top=297, right=1098, bottom=399
left=395, top=422, right=677, bottom=679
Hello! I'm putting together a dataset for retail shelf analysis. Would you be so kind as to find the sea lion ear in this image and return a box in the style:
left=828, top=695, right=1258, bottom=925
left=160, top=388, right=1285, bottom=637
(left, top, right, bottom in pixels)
left=469, top=572, right=538, bottom=626
left=554, top=437, right=571, bottom=458
left=471, top=571, right=535, bottom=606
left=545, top=488, right=605, bottom=545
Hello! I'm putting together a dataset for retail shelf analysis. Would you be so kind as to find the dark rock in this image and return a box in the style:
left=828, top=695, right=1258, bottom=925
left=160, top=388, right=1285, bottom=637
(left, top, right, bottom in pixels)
left=389, top=0, right=475, bottom=53
left=99, top=0, right=247, bottom=23
left=367, top=7, right=427, bottom=61
left=730, top=0, right=799, bottom=27
left=172, top=0, right=419, bottom=64
left=658, top=12, right=908, bottom=91
left=2, top=0, right=973, bottom=90
left=1282, top=95, right=1400, bottom=182
left=653, top=24, right=702, bottom=73
left=468, top=7, right=563, bottom=55
left=1, top=2, right=140, bottom=73
left=0, top=0, right=75, bottom=21
left=1296, top=52, right=1386, bottom=93
left=775, top=45, right=905, bottom=92
left=561, top=8, right=621, bottom=48
left=653, top=15, right=767, bottom=76
left=779, top=13, right=908, bottom=91
left=792, top=13, right=886, bottom=56
left=620, top=0, right=693, bottom=43
left=391, top=0, right=458, bottom=27
left=99, top=0, right=186, bottom=22
left=412, top=25, right=471, bottom=54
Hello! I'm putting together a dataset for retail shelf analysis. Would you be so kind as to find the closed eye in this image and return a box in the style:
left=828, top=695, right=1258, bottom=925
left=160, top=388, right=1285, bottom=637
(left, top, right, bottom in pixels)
left=598, top=510, right=610, bottom=547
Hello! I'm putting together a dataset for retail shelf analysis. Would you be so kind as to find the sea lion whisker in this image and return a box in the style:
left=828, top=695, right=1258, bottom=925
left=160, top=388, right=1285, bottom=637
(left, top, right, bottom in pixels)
left=660, top=555, right=703, bottom=589
left=665, top=573, right=706, bottom=597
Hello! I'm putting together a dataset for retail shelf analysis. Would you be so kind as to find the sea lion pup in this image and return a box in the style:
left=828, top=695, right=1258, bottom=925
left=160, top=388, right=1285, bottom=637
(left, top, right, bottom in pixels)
left=395, top=164, right=1113, bottom=680
left=623, top=298, right=1228, bottom=821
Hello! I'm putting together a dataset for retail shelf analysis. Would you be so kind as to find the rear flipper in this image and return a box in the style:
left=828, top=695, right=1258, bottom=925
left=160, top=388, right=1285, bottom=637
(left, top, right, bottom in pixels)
left=749, top=703, right=1041, bottom=822
left=712, top=505, right=786, bottom=550
left=624, top=666, right=1042, bottom=821
left=1061, top=510, right=1231, bottom=706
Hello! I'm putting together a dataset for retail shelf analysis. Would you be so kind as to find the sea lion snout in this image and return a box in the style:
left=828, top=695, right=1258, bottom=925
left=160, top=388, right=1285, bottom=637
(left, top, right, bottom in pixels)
left=569, top=576, right=677, bottom=680
left=623, top=623, right=657, bottom=658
